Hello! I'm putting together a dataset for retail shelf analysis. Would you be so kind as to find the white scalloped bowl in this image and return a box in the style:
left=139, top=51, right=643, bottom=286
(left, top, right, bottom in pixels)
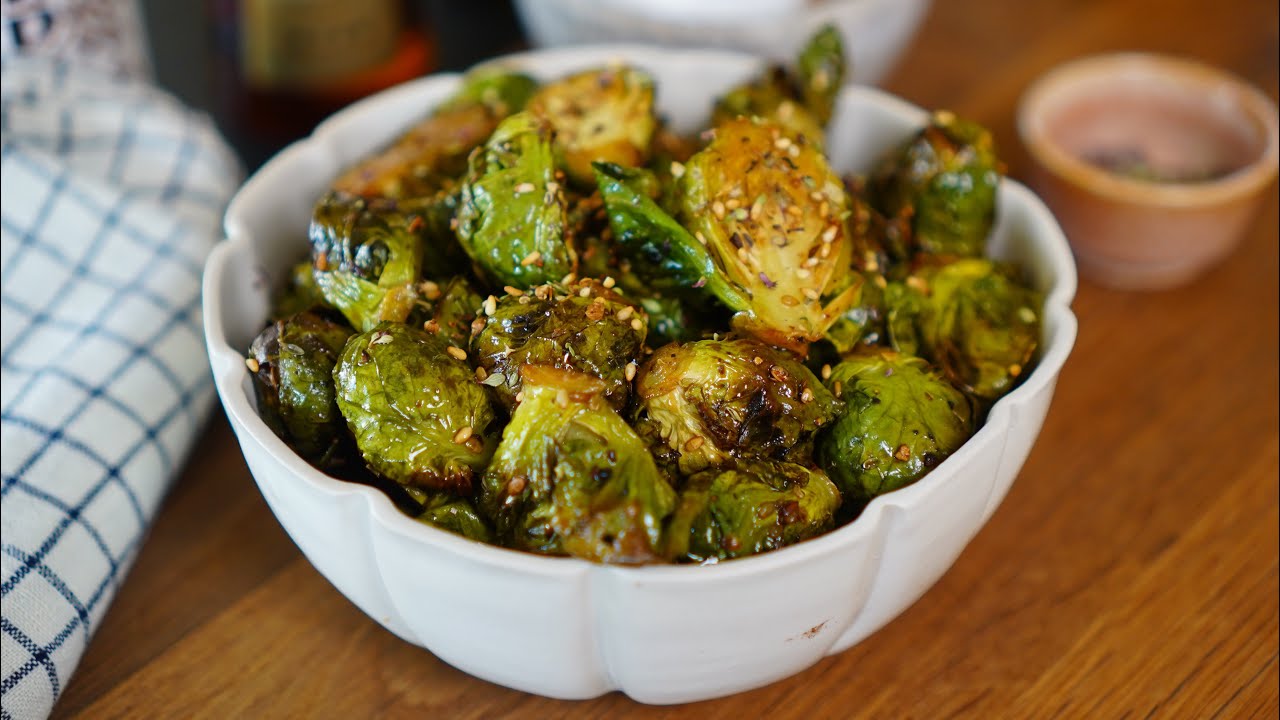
left=203, top=46, right=1077, bottom=705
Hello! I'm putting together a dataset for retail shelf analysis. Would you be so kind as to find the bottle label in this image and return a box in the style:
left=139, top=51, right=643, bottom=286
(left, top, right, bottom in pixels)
left=240, top=0, right=399, bottom=89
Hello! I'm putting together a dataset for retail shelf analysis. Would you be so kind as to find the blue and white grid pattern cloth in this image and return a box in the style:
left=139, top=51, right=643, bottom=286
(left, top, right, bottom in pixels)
left=0, top=60, right=239, bottom=719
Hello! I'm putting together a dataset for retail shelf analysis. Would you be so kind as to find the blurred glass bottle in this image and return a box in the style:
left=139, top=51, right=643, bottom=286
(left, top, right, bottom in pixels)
left=210, top=0, right=435, bottom=168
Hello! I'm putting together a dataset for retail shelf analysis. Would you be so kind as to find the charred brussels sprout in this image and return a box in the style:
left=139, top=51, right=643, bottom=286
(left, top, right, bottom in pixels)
left=479, top=366, right=677, bottom=563
left=333, top=322, right=496, bottom=493
left=331, top=68, right=536, bottom=199
left=310, top=193, right=453, bottom=332
left=870, top=111, right=1002, bottom=257
left=471, top=279, right=647, bottom=411
left=248, top=311, right=355, bottom=470
left=666, top=460, right=841, bottom=562
left=890, top=258, right=1042, bottom=402
left=455, top=112, right=575, bottom=288
left=816, top=351, right=974, bottom=498
left=679, top=118, right=862, bottom=351
left=527, top=66, right=657, bottom=187
left=632, top=338, right=841, bottom=476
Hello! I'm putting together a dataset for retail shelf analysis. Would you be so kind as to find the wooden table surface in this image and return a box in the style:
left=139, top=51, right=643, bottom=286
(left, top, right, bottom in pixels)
left=52, top=0, right=1279, bottom=717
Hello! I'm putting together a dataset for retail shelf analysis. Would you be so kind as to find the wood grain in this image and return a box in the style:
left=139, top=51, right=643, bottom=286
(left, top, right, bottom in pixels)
left=51, top=0, right=1279, bottom=717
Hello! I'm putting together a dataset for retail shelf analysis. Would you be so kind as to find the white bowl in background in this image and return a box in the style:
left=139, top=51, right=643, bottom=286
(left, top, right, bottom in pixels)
left=203, top=46, right=1077, bottom=704
left=511, top=0, right=933, bottom=87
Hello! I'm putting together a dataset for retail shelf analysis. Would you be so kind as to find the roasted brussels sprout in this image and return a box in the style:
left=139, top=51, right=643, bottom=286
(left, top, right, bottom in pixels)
left=527, top=66, right=657, bottom=187
left=455, top=111, right=575, bottom=288
left=632, top=338, right=841, bottom=476
left=679, top=118, right=863, bottom=351
left=889, top=258, right=1042, bottom=402
left=666, top=460, right=841, bottom=562
left=478, top=366, right=677, bottom=563
left=310, top=192, right=447, bottom=332
left=869, top=111, right=1002, bottom=258
left=796, top=24, right=846, bottom=126
left=415, top=492, right=494, bottom=543
left=333, top=322, right=496, bottom=492
left=331, top=68, right=536, bottom=199
left=420, top=275, right=484, bottom=350
left=816, top=351, right=974, bottom=498
left=248, top=311, right=355, bottom=470
left=711, top=25, right=844, bottom=142
left=471, top=278, right=647, bottom=411
left=271, top=259, right=329, bottom=319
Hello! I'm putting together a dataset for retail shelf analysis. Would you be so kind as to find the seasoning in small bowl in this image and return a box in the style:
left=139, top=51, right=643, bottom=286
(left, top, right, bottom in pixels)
left=1017, top=52, right=1279, bottom=290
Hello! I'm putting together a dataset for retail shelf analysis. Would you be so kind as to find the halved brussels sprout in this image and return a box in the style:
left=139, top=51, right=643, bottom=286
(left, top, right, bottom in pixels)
left=679, top=117, right=862, bottom=351
left=455, top=111, right=575, bottom=288
left=889, top=258, right=1042, bottom=402
left=869, top=111, right=1002, bottom=258
left=470, top=278, right=647, bottom=411
left=248, top=311, right=355, bottom=470
left=478, top=366, right=677, bottom=563
left=666, top=460, right=841, bottom=562
left=331, top=68, right=537, bottom=199
left=333, top=322, right=496, bottom=492
left=526, top=66, right=657, bottom=187
left=815, top=350, right=974, bottom=499
left=310, top=192, right=451, bottom=332
left=632, top=338, right=841, bottom=476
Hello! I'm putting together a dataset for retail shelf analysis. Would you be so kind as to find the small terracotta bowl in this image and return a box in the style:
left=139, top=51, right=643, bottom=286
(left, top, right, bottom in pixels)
left=1018, top=53, right=1279, bottom=290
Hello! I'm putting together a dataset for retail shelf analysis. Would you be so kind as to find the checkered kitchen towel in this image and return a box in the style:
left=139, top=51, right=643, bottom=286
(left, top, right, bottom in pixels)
left=0, top=59, right=239, bottom=719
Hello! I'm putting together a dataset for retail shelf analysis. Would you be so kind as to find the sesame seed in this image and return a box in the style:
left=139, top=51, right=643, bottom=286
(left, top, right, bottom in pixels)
left=810, top=191, right=825, bottom=202
left=561, top=272, right=577, bottom=285
left=503, top=285, right=524, bottom=296
left=833, top=380, right=843, bottom=397
left=453, top=426, right=474, bottom=444
left=774, top=137, right=791, bottom=150
left=726, top=198, right=741, bottom=211
left=630, top=317, right=644, bottom=332
left=555, top=388, right=570, bottom=408
left=602, top=276, right=616, bottom=289
left=821, top=364, right=832, bottom=380
left=797, top=268, right=811, bottom=278
left=670, top=161, right=686, bottom=178
left=507, top=475, right=527, bottom=495
left=518, top=295, right=531, bottom=305
left=371, top=332, right=394, bottom=345
left=578, top=285, right=592, bottom=298
left=786, top=205, right=802, bottom=218
left=819, top=243, right=832, bottom=258
left=712, top=201, right=726, bottom=219
left=484, top=295, right=497, bottom=315
left=475, top=366, right=488, bottom=381
left=1009, top=363, right=1023, bottom=376
left=753, top=356, right=764, bottom=365
left=420, top=280, right=441, bottom=299
left=617, top=306, right=634, bottom=321
left=802, top=288, right=820, bottom=301
left=521, top=250, right=542, bottom=266
left=801, top=388, right=814, bottom=403
left=423, top=320, right=440, bottom=333
left=788, top=144, right=800, bottom=158
left=625, top=362, right=637, bottom=381
left=894, top=444, right=911, bottom=461
left=819, top=201, right=830, bottom=218
left=514, top=182, right=535, bottom=194
left=821, top=225, right=839, bottom=243
left=770, top=366, right=789, bottom=382
left=695, top=231, right=708, bottom=245
left=585, top=303, right=605, bottom=321
left=244, top=357, right=260, bottom=373
left=1018, top=307, right=1037, bottom=324
left=781, top=295, right=799, bottom=307
left=446, top=346, right=468, bottom=361
left=515, top=390, right=525, bottom=403
left=804, top=257, right=820, bottom=268
left=684, top=436, right=705, bottom=452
